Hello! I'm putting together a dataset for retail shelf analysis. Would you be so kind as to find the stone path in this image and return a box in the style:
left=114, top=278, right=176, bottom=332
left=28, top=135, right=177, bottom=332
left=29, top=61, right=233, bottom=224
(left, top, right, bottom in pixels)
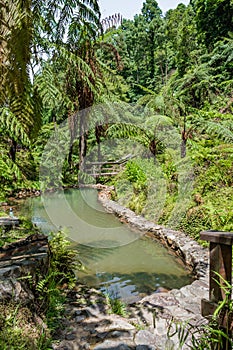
left=52, top=277, right=209, bottom=350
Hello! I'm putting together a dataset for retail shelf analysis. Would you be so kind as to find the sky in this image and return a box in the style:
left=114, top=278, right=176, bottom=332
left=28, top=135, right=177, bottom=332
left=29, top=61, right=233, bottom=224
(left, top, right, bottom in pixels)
left=99, top=0, right=190, bottom=20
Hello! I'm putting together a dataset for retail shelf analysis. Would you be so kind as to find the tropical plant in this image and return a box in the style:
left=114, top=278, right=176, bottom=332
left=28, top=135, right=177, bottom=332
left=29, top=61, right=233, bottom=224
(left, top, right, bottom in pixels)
left=0, top=0, right=41, bottom=194
left=105, top=293, right=128, bottom=317
left=193, top=0, right=233, bottom=50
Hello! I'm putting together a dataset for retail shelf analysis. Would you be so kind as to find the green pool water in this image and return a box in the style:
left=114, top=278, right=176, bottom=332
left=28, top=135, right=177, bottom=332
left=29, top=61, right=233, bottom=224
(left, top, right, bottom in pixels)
left=19, top=188, right=192, bottom=301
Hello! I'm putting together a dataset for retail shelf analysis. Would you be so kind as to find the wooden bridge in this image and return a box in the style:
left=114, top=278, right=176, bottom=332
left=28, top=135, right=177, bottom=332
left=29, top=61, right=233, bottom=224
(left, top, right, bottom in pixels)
left=84, top=154, right=133, bottom=178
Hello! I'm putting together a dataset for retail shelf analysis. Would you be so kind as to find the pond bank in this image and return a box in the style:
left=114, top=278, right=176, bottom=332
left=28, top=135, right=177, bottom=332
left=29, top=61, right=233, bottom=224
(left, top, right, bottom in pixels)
left=0, top=231, right=209, bottom=350
left=98, top=188, right=209, bottom=279
left=52, top=277, right=209, bottom=350
left=52, top=187, right=210, bottom=349
left=0, top=185, right=211, bottom=349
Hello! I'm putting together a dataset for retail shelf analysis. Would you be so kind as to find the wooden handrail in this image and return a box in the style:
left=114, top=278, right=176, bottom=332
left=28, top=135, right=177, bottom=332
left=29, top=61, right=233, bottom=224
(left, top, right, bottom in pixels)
left=201, top=230, right=233, bottom=349
left=84, top=154, right=134, bottom=177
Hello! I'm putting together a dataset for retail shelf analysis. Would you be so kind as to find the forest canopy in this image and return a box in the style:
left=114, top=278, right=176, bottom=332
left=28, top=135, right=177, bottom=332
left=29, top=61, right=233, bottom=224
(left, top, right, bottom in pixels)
left=0, top=0, right=233, bottom=237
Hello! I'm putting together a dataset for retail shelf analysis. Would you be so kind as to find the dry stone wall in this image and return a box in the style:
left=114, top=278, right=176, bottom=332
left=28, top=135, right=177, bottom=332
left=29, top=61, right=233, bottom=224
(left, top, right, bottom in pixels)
left=98, top=189, right=209, bottom=278
left=0, top=234, right=49, bottom=302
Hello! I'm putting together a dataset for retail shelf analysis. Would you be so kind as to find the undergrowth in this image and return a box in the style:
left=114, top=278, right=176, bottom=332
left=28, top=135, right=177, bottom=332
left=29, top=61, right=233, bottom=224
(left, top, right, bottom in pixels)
left=105, top=293, right=128, bottom=317
left=0, top=302, right=51, bottom=350
left=112, top=144, right=233, bottom=241
left=0, top=229, right=80, bottom=349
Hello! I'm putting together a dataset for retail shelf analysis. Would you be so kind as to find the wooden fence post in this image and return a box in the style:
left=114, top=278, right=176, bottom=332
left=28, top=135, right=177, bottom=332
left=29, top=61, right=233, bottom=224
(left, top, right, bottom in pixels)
left=200, top=230, right=233, bottom=349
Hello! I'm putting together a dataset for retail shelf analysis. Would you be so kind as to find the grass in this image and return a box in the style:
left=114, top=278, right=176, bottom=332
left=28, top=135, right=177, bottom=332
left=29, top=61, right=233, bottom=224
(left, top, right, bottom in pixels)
left=105, top=293, right=128, bottom=317
left=0, top=302, right=52, bottom=350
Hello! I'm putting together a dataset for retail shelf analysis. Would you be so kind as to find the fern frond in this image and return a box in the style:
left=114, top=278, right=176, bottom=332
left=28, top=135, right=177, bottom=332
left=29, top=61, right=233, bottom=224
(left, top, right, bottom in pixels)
left=0, top=107, right=31, bottom=146
left=194, top=116, right=233, bottom=143
left=0, top=149, right=24, bottom=182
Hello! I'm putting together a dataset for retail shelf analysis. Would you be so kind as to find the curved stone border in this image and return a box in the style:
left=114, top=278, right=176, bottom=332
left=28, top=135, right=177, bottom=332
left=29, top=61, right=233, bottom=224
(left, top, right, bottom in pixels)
left=53, top=189, right=210, bottom=350
left=98, top=189, right=209, bottom=279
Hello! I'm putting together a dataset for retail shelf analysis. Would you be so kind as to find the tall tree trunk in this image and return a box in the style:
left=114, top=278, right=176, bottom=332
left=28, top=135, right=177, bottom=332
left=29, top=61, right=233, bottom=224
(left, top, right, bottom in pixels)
left=149, top=139, right=157, bottom=162
left=68, top=112, right=78, bottom=167
left=181, top=137, right=187, bottom=158
left=181, top=115, right=187, bottom=158
left=9, top=139, right=17, bottom=162
left=95, top=124, right=102, bottom=162
left=79, top=112, right=87, bottom=174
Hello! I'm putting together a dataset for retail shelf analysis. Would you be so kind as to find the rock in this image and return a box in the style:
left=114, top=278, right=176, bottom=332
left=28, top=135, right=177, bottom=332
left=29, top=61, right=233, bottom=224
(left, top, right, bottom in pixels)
left=75, top=315, right=86, bottom=323
left=0, top=234, right=49, bottom=303
left=0, top=277, right=34, bottom=303
left=111, top=331, right=130, bottom=338
left=105, top=318, right=135, bottom=331
left=155, top=287, right=169, bottom=293
left=65, top=333, right=76, bottom=341
left=96, top=332, right=108, bottom=340
left=0, top=217, right=20, bottom=227
left=74, top=309, right=82, bottom=316
left=93, top=340, right=133, bottom=350
left=135, top=330, right=157, bottom=349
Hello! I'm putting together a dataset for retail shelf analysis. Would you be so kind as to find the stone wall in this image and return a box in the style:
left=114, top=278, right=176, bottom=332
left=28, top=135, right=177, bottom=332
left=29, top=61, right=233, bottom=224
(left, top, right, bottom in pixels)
left=0, top=234, right=49, bottom=302
left=98, top=190, right=209, bottom=278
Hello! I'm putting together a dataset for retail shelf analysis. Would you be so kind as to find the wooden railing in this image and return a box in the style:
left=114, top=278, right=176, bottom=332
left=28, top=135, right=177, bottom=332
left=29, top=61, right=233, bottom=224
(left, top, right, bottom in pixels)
left=84, top=154, right=133, bottom=178
left=201, top=230, right=233, bottom=349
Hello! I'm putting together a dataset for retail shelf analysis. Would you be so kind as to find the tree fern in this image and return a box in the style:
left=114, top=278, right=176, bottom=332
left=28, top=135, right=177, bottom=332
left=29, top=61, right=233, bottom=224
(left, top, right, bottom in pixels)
left=192, top=109, right=233, bottom=143
left=34, top=64, right=73, bottom=115
left=0, top=108, right=30, bottom=146
left=106, top=118, right=166, bottom=157
left=0, top=145, right=24, bottom=185
left=198, top=120, right=233, bottom=144
left=35, top=0, right=101, bottom=45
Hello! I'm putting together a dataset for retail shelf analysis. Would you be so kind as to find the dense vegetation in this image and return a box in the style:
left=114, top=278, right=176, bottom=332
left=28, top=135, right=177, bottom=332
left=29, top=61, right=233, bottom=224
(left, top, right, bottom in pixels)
left=0, top=228, right=80, bottom=349
left=1, top=0, right=233, bottom=239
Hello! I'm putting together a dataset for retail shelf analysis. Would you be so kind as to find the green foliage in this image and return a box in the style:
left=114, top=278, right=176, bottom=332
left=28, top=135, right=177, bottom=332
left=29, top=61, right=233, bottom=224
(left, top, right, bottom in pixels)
left=114, top=159, right=148, bottom=215
left=125, top=160, right=147, bottom=190
left=193, top=0, right=233, bottom=49
left=113, top=158, right=168, bottom=219
left=0, top=0, right=104, bottom=198
left=36, top=271, right=66, bottom=330
left=0, top=302, right=51, bottom=350
left=0, top=219, right=40, bottom=248
left=48, top=231, right=82, bottom=287
left=105, top=294, right=128, bottom=317
left=104, top=10, right=233, bottom=235
left=177, top=206, right=212, bottom=241
left=35, top=231, right=81, bottom=330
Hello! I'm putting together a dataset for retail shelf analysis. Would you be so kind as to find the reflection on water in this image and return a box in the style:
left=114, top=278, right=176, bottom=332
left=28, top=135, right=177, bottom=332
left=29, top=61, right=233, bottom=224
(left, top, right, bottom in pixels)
left=19, top=188, right=192, bottom=301
left=75, top=238, right=191, bottom=302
